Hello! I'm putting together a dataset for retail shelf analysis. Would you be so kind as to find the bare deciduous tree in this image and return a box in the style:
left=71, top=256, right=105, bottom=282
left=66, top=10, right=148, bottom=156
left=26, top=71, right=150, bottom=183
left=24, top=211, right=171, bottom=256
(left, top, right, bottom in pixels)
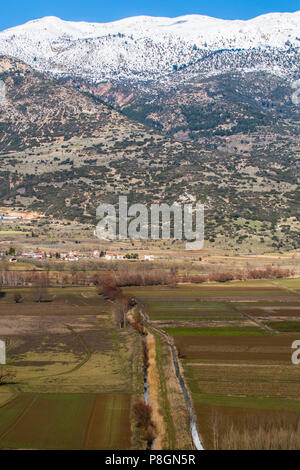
left=112, top=297, right=129, bottom=329
left=33, top=274, right=50, bottom=302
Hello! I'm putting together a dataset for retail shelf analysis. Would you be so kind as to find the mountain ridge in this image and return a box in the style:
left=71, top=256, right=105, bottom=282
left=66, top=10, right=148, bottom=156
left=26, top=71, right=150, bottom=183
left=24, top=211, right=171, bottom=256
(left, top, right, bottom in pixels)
left=0, top=12, right=299, bottom=83
left=0, top=56, right=298, bottom=253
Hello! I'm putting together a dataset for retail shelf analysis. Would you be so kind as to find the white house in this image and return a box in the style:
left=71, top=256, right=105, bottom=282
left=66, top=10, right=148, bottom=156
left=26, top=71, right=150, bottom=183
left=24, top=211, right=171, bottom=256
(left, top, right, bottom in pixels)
left=65, top=257, right=79, bottom=261
left=0, top=340, right=5, bottom=364
left=105, top=252, right=116, bottom=260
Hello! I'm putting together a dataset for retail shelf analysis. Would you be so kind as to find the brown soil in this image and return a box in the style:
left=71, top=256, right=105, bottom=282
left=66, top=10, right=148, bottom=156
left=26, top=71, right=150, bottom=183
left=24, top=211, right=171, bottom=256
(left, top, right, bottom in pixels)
left=84, top=393, right=131, bottom=449
left=174, top=335, right=300, bottom=363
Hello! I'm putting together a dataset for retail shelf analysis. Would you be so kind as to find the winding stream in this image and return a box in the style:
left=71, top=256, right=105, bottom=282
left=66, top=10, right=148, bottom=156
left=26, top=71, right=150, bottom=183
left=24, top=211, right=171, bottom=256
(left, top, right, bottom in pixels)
left=142, top=335, right=157, bottom=449
left=142, top=337, right=149, bottom=404
left=170, top=343, right=204, bottom=450
left=131, top=302, right=204, bottom=450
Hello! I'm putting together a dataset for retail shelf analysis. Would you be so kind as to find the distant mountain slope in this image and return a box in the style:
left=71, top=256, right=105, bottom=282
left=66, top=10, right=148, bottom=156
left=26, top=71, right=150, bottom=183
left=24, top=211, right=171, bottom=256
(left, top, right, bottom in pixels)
left=0, top=57, right=298, bottom=253
left=0, top=55, right=142, bottom=152
left=0, top=13, right=299, bottom=153
left=64, top=69, right=300, bottom=165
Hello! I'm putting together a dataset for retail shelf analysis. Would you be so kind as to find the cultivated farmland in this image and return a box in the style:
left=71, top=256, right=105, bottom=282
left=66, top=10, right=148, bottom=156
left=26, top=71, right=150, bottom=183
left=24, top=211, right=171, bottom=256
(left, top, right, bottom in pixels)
left=0, top=393, right=131, bottom=449
left=125, top=277, right=300, bottom=450
left=0, top=287, right=143, bottom=449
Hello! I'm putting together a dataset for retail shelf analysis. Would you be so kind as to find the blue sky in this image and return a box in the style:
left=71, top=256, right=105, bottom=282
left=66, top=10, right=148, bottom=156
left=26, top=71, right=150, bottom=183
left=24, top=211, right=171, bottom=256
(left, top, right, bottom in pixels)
left=0, top=0, right=299, bottom=30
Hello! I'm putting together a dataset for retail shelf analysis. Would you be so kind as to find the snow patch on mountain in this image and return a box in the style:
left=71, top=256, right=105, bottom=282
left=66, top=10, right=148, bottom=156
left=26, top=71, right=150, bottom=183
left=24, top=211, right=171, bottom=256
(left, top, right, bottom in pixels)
left=0, top=12, right=299, bottom=82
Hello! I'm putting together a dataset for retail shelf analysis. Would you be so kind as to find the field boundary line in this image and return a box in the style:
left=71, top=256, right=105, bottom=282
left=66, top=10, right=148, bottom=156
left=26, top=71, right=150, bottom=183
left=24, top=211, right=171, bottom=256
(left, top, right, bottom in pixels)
left=65, top=299, right=78, bottom=308
left=187, top=363, right=296, bottom=368
left=271, top=281, right=300, bottom=298
left=0, top=385, right=20, bottom=409
left=0, top=394, right=38, bottom=442
left=229, top=302, right=276, bottom=335
left=83, top=394, right=98, bottom=449
left=62, top=324, right=92, bottom=374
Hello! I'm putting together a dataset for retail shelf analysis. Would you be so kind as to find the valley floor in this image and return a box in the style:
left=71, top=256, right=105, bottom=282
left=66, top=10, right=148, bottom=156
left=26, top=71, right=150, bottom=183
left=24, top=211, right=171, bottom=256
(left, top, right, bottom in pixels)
left=0, top=287, right=143, bottom=449
left=1, top=272, right=300, bottom=450
left=124, top=278, right=300, bottom=450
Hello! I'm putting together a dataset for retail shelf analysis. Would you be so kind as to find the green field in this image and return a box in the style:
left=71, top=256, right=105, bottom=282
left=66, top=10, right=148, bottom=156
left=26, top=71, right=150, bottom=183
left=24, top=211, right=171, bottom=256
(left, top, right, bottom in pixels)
left=192, top=393, right=300, bottom=412
left=125, top=278, right=300, bottom=449
left=123, top=282, right=300, bottom=300
left=143, top=299, right=243, bottom=322
left=266, top=321, right=300, bottom=332
left=164, top=327, right=267, bottom=337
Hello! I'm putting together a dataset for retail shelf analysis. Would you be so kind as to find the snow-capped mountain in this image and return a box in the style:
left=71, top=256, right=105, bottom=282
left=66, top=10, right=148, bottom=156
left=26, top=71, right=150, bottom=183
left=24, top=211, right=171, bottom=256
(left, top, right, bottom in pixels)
left=0, top=12, right=299, bottom=82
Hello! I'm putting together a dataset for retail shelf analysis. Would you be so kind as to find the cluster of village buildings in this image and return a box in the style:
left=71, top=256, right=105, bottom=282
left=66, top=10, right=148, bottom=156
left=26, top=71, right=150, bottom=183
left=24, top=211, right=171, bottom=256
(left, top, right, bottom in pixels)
left=1, top=214, right=155, bottom=262
left=8, top=250, right=154, bottom=262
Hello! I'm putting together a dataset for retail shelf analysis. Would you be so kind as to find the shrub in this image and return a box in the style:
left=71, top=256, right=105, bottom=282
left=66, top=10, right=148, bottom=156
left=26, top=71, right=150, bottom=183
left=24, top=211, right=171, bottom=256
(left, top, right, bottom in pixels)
left=209, top=272, right=235, bottom=282
left=133, top=401, right=152, bottom=428
left=96, top=276, right=122, bottom=299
